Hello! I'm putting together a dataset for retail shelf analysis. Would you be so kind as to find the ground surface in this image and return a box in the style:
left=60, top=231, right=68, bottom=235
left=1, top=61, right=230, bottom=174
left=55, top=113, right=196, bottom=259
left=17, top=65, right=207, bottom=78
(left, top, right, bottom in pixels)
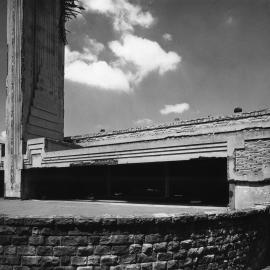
left=0, top=199, right=228, bottom=217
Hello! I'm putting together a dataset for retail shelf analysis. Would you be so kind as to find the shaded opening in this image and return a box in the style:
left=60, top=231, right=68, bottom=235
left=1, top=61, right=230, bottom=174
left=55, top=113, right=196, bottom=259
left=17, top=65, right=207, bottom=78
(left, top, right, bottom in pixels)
left=22, top=157, right=229, bottom=206
left=0, top=170, right=3, bottom=198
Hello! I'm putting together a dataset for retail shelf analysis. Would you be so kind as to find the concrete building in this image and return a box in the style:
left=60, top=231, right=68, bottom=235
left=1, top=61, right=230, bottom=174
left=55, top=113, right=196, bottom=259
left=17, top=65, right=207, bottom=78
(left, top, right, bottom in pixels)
left=1, top=0, right=270, bottom=209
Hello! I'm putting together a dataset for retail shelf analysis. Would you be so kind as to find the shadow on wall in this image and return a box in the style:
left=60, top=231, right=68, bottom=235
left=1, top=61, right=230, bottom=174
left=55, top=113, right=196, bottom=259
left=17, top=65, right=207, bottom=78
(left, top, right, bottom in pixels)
left=22, top=158, right=229, bottom=206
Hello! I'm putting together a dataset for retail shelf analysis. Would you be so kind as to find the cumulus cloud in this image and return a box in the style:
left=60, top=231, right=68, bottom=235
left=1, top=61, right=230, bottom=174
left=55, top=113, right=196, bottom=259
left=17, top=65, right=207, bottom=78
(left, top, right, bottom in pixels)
left=134, top=118, right=153, bottom=126
left=81, top=0, right=154, bottom=33
left=160, top=103, right=190, bottom=115
left=0, top=131, right=6, bottom=142
left=163, top=33, right=172, bottom=41
left=109, top=34, right=181, bottom=83
left=65, top=38, right=104, bottom=65
left=65, top=55, right=130, bottom=92
left=65, top=37, right=131, bottom=92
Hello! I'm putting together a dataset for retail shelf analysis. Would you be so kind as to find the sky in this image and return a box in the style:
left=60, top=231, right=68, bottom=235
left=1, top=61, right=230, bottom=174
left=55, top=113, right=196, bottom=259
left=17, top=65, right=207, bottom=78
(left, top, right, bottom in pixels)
left=1, top=0, right=270, bottom=140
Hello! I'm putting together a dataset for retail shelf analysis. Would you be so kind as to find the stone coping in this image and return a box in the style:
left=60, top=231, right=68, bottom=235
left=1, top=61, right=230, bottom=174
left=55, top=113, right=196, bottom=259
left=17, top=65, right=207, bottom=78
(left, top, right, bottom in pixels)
left=66, top=109, right=270, bottom=140
left=0, top=205, right=268, bottom=227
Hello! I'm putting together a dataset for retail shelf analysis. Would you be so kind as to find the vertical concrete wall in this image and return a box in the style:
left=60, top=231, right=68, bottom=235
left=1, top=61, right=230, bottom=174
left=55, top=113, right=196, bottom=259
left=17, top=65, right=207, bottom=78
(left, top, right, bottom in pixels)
left=229, top=138, right=270, bottom=208
left=5, top=0, right=64, bottom=198
left=22, top=0, right=64, bottom=142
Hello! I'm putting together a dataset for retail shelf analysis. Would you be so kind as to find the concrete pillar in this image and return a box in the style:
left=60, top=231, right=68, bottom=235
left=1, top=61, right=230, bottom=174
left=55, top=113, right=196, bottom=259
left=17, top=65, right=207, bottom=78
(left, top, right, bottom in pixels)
left=4, top=0, right=65, bottom=198
left=5, top=0, right=24, bottom=198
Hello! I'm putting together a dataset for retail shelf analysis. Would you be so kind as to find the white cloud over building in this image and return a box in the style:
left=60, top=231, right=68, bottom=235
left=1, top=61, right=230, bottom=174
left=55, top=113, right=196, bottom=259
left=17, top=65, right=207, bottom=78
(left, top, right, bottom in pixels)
left=160, top=103, right=190, bottom=115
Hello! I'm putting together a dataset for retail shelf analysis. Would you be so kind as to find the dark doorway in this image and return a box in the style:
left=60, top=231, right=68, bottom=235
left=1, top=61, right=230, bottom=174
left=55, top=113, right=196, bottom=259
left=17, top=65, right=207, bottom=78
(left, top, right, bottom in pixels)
left=22, top=157, right=228, bottom=206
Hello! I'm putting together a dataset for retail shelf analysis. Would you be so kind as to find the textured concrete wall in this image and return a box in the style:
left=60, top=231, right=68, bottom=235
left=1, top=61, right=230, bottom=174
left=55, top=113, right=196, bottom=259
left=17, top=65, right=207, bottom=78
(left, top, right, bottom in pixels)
left=235, top=139, right=270, bottom=175
left=22, top=0, right=64, bottom=142
left=0, top=207, right=269, bottom=269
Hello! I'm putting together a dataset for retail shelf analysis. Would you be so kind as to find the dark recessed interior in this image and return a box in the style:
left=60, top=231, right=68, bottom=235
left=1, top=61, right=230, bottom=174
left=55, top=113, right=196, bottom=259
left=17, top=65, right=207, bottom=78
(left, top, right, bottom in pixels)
left=22, top=158, right=229, bottom=206
left=0, top=171, right=3, bottom=197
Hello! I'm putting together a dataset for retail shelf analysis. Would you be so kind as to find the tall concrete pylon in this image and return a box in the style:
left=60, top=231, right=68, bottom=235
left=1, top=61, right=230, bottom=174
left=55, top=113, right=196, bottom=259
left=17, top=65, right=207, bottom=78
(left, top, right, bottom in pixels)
left=5, top=0, right=65, bottom=197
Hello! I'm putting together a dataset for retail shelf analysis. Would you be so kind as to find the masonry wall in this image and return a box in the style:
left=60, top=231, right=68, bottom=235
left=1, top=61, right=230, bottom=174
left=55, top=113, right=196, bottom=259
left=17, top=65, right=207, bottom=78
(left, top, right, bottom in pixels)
left=0, top=208, right=269, bottom=270
left=235, top=139, right=270, bottom=175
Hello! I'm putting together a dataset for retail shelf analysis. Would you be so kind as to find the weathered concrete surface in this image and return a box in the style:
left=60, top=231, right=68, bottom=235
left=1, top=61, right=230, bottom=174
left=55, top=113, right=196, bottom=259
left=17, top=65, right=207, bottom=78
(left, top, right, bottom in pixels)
left=5, top=0, right=64, bottom=198
left=0, top=205, right=268, bottom=269
left=0, top=199, right=227, bottom=217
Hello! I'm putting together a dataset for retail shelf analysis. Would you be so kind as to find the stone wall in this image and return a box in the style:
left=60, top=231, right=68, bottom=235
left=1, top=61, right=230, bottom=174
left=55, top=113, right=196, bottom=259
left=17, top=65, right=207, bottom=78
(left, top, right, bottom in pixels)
left=235, top=139, right=270, bottom=175
left=0, top=207, right=269, bottom=270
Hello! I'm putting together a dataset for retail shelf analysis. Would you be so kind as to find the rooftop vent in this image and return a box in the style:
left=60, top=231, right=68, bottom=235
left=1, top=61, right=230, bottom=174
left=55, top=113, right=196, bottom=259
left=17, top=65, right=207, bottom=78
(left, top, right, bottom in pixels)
left=234, top=107, right=242, bottom=113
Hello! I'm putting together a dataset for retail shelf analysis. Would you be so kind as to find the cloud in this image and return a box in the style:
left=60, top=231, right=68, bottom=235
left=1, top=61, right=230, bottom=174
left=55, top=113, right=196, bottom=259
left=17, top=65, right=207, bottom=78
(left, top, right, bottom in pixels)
left=109, top=34, right=181, bottom=83
left=160, top=103, right=190, bottom=115
left=0, top=131, right=6, bottom=143
left=81, top=0, right=154, bottom=33
left=65, top=38, right=104, bottom=65
left=163, top=33, right=172, bottom=41
left=65, top=57, right=131, bottom=92
left=134, top=118, right=153, bottom=126
left=65, top=38, right=131, bottom=92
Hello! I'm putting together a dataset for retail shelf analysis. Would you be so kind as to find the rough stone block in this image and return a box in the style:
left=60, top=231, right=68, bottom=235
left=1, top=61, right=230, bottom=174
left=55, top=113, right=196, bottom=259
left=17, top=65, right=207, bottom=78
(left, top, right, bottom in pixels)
left=173, top=249, right=187, bottom=260
left=53, top=246, right=77, bottom=256
left=153, top=242, right=167, bottom=252
left=140, top=262, right=152, bottom=270
left=4, top=245, right=16, bottom=255
left=21, top=256, right=41, bottom=266
left=45, top=236, right=61, bottom=246
left=0, top=266, right=12, bottom=270
left=78, top=246, right=94, bottom=256
left=0, top=236, right=11, bottom=245
left=62, top=236, right=88, bottom=246
left=0, top=226, right=16, bottom=235
left=167, top=241, right=179, bottom=252
left=180, top=240, right=193, bottom=249
left=100, top=255, right=119, bottom=266
left=0, top=246, right=2, bottom=254
left=36, top=246, right=53, bottom=256
left=88, top=255, right=100, bottom=265
left=39, top=256, right=60, bottom=266
left=145, top=234, right=161, bottom=244
left=153, top=261, right=166, bottom=270
left=129, top=244, right=141, bottom=254
left=157, top=252, right=173, bottom=261
left=126, top=264, right=140, bottom=270
left=17, top=246, right=36, bottom=256
left=118, top=254, right=136, bottom=264
left=12, top=236, right=28, bottom=245
left=137, top=253, right=155, bottom=263
left=29, top=236, right=44, bottom=246
left=94, top=245, right=111, bottom=255
left=71, top=256, right=87, bottom=266
left=167, top=260, right=178, bottom=270
left=110, top=235, right=134, bottom=245
left=142, top=244, right=153, bottom=255
left=134, top=234, right=144, bottom=244
left=0, top=255, right=20, bottom=265
left=13, top=267, right=30, bottom=270
left=111, top=245, right=130, bottom=255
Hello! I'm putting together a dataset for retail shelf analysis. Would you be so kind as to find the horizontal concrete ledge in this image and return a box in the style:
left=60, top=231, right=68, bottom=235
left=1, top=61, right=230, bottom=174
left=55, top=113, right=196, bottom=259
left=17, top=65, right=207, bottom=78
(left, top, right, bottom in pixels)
left=0, top=205, right=268, bottom=227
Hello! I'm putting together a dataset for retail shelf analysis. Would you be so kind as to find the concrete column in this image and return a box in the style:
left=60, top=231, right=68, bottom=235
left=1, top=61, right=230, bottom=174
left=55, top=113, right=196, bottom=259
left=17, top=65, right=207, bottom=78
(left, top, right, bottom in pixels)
left=5, top=0, right=24, bottom=198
